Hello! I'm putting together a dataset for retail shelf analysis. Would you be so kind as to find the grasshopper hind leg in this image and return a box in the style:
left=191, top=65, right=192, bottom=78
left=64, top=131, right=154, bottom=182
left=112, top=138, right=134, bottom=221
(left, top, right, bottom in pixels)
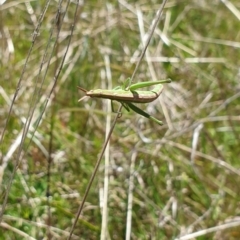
left=127, top=102, right=163, bottom=125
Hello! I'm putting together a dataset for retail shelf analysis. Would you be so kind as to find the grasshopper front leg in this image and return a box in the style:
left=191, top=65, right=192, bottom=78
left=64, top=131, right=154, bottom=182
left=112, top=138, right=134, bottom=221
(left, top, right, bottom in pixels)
left=111, top=100, right=123, bottom=118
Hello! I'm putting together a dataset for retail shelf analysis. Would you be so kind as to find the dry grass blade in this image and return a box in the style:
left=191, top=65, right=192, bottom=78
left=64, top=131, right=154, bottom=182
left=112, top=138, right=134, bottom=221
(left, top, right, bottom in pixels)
left=0, top=0, right=81, bottom=227
left=1, top=0, right=240, bottom=239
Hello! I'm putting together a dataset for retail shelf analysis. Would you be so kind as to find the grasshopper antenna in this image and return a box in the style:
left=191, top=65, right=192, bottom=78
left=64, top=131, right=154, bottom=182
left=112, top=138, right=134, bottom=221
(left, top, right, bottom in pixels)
left=77, top=86, right=89, bottom=102
left=77, top=86, right=88, bottom=93
left=78, top=96, right=89, bottom=102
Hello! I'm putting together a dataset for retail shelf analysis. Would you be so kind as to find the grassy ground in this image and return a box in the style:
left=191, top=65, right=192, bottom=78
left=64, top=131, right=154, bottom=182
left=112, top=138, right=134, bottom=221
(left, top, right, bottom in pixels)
left=1, top=0, right=240, bottom=239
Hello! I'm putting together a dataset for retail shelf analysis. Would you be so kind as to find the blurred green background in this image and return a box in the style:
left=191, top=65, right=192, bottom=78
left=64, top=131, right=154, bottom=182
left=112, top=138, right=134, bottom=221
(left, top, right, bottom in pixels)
left=1, top=0, right=240, bottom=239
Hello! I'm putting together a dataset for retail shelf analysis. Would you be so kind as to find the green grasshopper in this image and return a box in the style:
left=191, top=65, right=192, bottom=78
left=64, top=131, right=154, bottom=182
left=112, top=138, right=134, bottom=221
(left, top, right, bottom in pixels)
left=78, top=78, right=171, bottom=125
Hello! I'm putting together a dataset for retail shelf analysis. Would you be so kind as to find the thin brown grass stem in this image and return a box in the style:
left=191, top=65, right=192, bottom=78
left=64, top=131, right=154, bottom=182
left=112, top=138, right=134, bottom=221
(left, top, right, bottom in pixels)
left=129, top=0, right=169, bottom=87
left=67, top=106, right=122, bottom=239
